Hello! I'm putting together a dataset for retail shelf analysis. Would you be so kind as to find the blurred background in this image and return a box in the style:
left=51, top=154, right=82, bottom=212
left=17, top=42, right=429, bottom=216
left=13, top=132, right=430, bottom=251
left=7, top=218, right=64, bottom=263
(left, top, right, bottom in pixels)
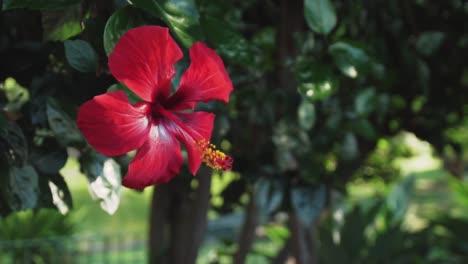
left=0, top=0, right=467, bottom=263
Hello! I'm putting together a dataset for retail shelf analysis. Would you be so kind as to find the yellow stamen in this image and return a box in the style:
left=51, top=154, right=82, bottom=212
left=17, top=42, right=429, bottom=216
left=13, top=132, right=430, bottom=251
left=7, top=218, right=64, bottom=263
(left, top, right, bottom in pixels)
left=195, top=139, right=233, bottom=171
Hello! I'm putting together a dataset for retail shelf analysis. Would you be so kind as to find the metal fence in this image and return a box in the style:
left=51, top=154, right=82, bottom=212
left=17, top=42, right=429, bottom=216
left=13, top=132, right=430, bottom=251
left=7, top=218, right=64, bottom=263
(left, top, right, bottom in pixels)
left=0, top=233, right=147, bottom=264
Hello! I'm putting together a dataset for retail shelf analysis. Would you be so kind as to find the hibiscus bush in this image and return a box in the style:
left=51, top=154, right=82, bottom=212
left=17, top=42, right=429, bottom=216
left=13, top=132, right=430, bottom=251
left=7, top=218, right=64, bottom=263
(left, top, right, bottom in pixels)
left=0, top=0, right=467, bottom=263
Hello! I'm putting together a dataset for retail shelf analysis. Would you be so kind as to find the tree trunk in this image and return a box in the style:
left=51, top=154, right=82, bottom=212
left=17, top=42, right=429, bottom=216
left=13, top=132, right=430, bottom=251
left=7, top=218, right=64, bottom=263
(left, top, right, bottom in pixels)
left=148, top=167, right=212, bottom=264
left=290, top=212, right=318, bottom=264
left=233, top=194, right=260, bottom=264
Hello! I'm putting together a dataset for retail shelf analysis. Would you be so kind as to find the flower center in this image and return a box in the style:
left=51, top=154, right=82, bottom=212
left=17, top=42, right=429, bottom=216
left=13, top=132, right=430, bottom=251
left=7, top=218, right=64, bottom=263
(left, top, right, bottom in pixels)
left=195, top=139, right=233, bottom=171
left=152, top=104, right=233, bottom=171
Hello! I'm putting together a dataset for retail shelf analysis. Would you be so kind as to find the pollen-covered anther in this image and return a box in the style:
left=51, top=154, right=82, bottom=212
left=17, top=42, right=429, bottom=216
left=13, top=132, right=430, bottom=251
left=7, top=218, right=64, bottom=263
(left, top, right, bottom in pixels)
left=196, top=139, right=233, bottom=171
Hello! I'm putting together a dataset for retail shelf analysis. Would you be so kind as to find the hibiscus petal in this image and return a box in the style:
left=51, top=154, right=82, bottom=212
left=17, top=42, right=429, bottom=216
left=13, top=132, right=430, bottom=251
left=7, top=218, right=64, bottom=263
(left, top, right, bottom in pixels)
left=167, top=42, right=233, bottom=110
left=77, top=91, right=151, bottom=156
left=122, top=121, right=184, bottom=190
left=108, top=26, right=183, bottom=102
left=165, top=111, right=215, bottom=175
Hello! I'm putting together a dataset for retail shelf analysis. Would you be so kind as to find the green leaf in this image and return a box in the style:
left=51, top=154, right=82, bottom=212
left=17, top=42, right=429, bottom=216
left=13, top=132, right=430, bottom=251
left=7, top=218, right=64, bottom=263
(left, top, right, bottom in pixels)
left=416, top=31, right=445, bottom=56
left=329, top=42, right=370, bottom=78
left=351, top=119, right=376, bottom=140
left=41, top=4, right=83, bottom=41
left=103, top=6, right=145, bottom=56
left=296, top=60, right=338, bottom=102
left=255, top=178, right=284, bottom=214
left=131, top=0, right=202, bottom=47
left=46, top=97, right=85, bottom=148
left=291, top=185, right=325, bottom=226
left=298, top=100, right=316, bottom=130
left=340, top=132, right=358, bottom=161
left=354, top=88, right=376, bottom=116
left=304, top=0, right=337, bottom=35
left=30, top=141, right=68, bottom=175
left=3, top=0, right=80, bottom=10
left=0, top=77, right=29, bottom=112
left=264, top=225, right=290, bottom=244
left=80, top=150, right=121, bottom=215
left=1, top=165, right=39, bottom=211
left=107, top=83, right=141, bottom=104
left=201, top=16, right=254, bottom=66
left=64, top=39, right=98, bottom=73
left=340, top=207, right=367, bottom=259
left=387, top=175, right=415, bottom=222
left=0, top=120, right=28, bottom=166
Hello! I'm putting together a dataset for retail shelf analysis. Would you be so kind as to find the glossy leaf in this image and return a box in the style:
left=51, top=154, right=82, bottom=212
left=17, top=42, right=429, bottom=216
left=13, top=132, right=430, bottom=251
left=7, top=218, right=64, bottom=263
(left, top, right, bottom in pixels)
left=103, top=6, right=144, bottom=55
left=329, top=42, right=370, bottom=78
left=1, top=165, right=39, bottom=211
left=255, top=177, right=284, bottom=214
left=3, top=0, right=80, bottom=10
left=298, top=100, right=316, bottom=130
left=416, top=31, right=445, bottom=56
left=0, top=120, right=28, bottom=165
left=291, top=185, right=325, bottom=226
left=131, top=0, right=202, bottom=47
left=354, top=88, right=376, bottom=116
left=41, top=5, right=83, bottom=41
left=30, top=141, right=68, bottom=175
left=64, top=40, right=98, bottom=73
left=201, top=16, right=254, bottom=65
left=46, top=97, right=86, bottom=148
left=387, top=175, right=415, bottom=222
left=304, top=0, right=337, bottom=35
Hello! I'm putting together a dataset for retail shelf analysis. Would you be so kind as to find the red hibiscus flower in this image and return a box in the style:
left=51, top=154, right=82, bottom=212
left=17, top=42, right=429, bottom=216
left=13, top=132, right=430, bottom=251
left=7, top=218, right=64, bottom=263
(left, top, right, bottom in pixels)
left=77, top=26, right=233, bottom=190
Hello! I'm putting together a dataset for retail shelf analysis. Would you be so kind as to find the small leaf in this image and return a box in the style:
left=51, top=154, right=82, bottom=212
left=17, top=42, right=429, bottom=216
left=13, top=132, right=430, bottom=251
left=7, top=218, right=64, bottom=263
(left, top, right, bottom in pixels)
left=291, top=185, right=325, bottom=226
left=329, top=42, right=370, bottom=78
left=0, top=77, right=29, bottom=112
left=387, top=175, right=415, bottom=222
left=416, top=31, right=445, bottom=56
left=64, top=39, right=98, bottom=73
left=304, top=0, right=337, bottom=35
left=46, top=97, right=85, bottom=148
left=131, top=0, right=202, bottom=47
left=103, top=6, right=144, bottom=56
left=354, top=88, right=376, bottom=116
left=80, top=150, right=121, bottom=215
left=255, top=177, right=284, bottom=214
left=295, top=60, right=338, bottom=102
left=3, top=0, right=80, bottom=10
left=351, top=119, right=376, bottom=140
left=298, top=100, right=316, bottom=130
left=41, top=4, right=83, bottom=41
left=340, top=132, right=358, bottom=161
